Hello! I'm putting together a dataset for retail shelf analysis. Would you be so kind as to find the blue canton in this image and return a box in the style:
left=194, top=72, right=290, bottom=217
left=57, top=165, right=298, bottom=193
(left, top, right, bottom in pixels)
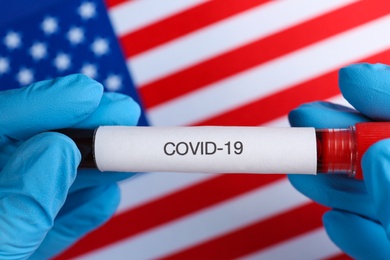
left=0, top=0, right=148, bottom=125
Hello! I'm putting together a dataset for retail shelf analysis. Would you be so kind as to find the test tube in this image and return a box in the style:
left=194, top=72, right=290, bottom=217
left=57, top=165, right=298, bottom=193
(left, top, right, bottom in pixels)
left=60, top=122, right=390, bottom=179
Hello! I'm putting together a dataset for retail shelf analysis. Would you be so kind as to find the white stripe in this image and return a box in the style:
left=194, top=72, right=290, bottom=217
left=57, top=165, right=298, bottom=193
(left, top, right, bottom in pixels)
left=147, top=15, right=390, bottom=126
left=262, top=116, right=291, bottom=127
left=239, top=228, right=342, bottom=260
left=109, top=0, right=206, bottom=35
left=329, top=94, right=353, bottom=108
left=76, top=178, right=310, bottom=260
left=117, top=172, right=214, bottom=213
left=129, top=0, right=356, bottom=86
left=261, top=94, right=350, bottom=127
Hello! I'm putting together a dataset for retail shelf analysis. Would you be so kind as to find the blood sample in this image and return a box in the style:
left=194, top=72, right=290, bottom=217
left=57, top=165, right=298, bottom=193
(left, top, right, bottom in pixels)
left=317, top=122, right=390, bottom=179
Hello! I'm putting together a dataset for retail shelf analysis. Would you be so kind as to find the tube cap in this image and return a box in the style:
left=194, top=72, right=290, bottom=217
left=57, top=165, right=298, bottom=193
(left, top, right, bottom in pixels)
left=355, top=122, right=390, bottom=179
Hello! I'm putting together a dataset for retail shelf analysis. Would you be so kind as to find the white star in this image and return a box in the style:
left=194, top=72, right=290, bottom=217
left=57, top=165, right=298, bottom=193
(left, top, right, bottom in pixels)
left=91, top=38, right=109, bottom=56
left=80, top=63, right=97, bottom=79
left=79, top=2, right=96, bottom=20
left=17, top=68, right=34, bottom=86
left=30, top=42, right=47, bottom=60
left=54, top=53, right=71, bottom=71
left=67, top=27, right=84, bottom=45
left=104, top=74, right=122, bottom=91
left=0, top=57, right=10, bottom=74
left=41, top=17, right=58, bottom=35
left=4, top=31, right=21, bottom=49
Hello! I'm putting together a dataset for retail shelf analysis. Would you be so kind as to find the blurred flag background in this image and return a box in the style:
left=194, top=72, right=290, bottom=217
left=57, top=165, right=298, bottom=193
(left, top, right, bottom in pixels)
left=1, top=0, right=390, bottom=259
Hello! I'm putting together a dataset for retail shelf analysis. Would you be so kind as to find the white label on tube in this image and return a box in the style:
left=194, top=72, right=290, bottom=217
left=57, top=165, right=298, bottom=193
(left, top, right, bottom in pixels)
left=94, top=126, right=317, bottom=174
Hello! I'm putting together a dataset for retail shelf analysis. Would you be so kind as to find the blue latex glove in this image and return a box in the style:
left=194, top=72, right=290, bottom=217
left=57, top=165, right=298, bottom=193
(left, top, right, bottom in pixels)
left=288, top=63, right=390, bottom=259
left=0, top=74, right=141, bottom=259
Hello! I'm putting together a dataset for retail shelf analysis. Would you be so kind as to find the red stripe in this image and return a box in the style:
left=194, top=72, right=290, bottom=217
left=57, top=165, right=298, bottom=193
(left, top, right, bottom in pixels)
left=105, top=0, right=132, bottom=9
left=56, top=174, right=284, bottom=259
left=119, top=0, right=270, bottom=58
left=325, top=253, right=353, bottom=260
left=138, top=1, right=390, bottom=109
left=160, top=203, right=327, bottom=260
left=193, top=48, right=390, bottom=126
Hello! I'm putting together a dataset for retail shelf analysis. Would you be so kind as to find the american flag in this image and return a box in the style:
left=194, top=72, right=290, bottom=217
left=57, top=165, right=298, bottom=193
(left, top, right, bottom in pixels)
left=2, top=0, right=390, bottom=259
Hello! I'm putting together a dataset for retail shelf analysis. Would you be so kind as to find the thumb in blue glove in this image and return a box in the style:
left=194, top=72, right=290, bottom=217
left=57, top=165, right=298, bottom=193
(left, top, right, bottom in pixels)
left=0, top=74, right=141, bottom=259
left=322, top=139, right=390, bottom=260
left=0, top=132, right=80, bottom=259
left=288, top=63, right=390, bottom=259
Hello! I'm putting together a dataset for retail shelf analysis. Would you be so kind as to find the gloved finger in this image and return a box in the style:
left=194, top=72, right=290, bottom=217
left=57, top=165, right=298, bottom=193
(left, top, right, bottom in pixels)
left=0, top=132, right=79, bottom=259
left=339, top=63, right=390, bottom=121
left=323, top=210, right=390, bottom=259
left=50, top=94, right=142, bottom=254
left=288, top=101, right=370, bottom=129
left=73, top=92, right=141, bottom=129
left=288, top=101, right=375, bottom=219
left=362, top=139, right=390, bottom=240
left=288, top=174, right=376, bottom=220
left=31, top=184, right=120, bottom=259
left=0, top=74, right=103, bottom=141
left=33, top=93, right=142, bottom=257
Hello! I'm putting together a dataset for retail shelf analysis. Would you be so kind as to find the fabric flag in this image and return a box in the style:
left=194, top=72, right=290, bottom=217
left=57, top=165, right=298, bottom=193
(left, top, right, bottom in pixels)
left=0, top=0, right=147, bottom=125
left=2, top=0, right=390, bottom=259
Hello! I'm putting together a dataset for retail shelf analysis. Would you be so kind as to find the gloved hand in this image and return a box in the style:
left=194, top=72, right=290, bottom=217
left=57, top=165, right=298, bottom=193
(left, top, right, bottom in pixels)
left=0, top=74, right=141, bottom=260
left=288, top=63, right=390, bottom=259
